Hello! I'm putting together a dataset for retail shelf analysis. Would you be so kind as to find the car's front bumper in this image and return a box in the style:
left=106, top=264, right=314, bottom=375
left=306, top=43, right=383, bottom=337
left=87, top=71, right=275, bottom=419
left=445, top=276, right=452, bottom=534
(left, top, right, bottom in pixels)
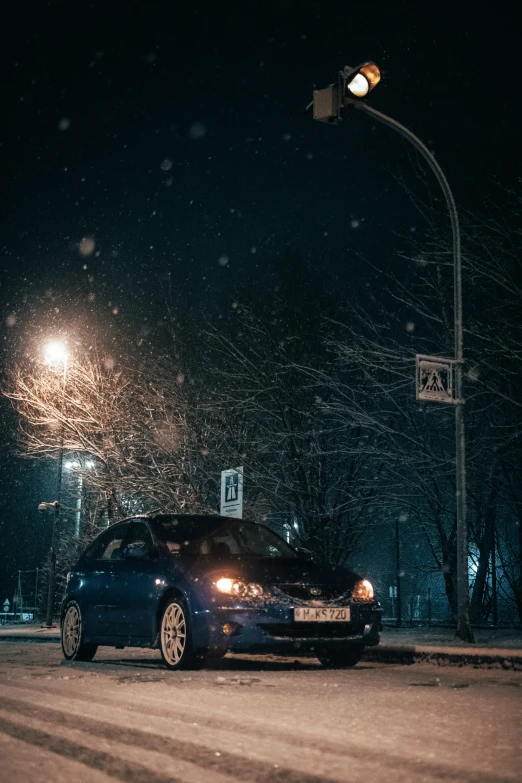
left=195, top=600, right=382, bottom=654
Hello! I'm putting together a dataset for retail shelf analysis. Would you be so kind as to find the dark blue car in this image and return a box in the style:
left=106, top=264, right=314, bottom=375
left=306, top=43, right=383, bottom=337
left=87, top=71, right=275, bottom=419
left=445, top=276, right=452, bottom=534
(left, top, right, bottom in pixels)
left=61, top=514, right=382, bottom=669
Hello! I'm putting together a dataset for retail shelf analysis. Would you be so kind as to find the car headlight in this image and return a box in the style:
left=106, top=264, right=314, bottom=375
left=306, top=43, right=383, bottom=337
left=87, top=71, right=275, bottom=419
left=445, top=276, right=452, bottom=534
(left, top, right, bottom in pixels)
left=215, top=577, right=264, bottom=598
left=352, top=579, right=374, bottom=600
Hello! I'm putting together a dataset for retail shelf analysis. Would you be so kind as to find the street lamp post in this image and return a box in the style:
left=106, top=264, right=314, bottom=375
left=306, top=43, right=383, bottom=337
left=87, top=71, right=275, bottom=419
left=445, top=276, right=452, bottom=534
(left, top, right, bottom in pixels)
left=310, top=63, right=474, bottom=642
left=65, top=459, right=94, bottom=538
left=43, top=341, right=68, bottom=627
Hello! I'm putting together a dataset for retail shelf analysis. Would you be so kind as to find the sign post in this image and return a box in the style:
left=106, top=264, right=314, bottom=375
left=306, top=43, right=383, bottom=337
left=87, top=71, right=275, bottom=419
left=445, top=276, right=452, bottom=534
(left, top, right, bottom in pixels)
left=220, top=467, right=244, bottom=519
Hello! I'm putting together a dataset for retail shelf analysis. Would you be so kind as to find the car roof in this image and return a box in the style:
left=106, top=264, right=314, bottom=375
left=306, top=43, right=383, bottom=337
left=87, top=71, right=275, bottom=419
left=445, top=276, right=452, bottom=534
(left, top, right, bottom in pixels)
left=107, top=513, right=261, bottom=529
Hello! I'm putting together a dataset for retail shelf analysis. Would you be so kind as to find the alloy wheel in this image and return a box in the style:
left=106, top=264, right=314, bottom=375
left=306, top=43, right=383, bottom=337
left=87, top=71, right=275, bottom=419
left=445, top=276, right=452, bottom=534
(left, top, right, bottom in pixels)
left=161, top=602, right=187, bottom=666
left=62, top=603, right=81, bottom=657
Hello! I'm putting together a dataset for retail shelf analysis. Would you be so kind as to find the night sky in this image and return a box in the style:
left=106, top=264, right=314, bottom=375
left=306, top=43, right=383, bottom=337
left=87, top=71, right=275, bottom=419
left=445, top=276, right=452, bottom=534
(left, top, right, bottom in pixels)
left=0, top=1, right=520, bottom=602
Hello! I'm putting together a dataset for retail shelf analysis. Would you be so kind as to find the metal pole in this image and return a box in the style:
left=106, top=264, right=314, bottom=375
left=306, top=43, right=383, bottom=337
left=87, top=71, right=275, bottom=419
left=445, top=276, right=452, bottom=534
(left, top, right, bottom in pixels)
left=350, top=101, right=474, bottom=643
left=395, top=518, right=402, bottom=628
left=17, top=571, right=23, bottom=621
left=74, top=473, right=83, bottom=538
left=492, top=515, right=498, bottom=626
left=45, top=357, right=67, bottom=627
left=35, top=568, right=39, bottom=617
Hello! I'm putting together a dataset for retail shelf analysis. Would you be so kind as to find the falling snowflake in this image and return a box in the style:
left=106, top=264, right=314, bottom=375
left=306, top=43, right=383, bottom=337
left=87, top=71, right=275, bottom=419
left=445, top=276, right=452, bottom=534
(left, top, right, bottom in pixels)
left=350, top=219, right=360, bottom=229
left=6, top=314, right=17, bottom=327
left=79, top=238, right=95, bottom=256
left=218, top=255, right=229, bottom=266
left=58, top=118, right=71, bottom=131
left=160, top=159, right=173, bottom=171
left=189, top=122, right=207, bottom=139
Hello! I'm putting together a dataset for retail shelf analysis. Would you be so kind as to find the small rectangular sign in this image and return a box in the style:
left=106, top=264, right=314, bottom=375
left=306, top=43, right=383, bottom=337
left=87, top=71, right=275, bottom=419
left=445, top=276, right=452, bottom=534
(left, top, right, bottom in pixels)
left=220, top=467, right=243, bottom=518
left=416, top=355, right=454, bottom=403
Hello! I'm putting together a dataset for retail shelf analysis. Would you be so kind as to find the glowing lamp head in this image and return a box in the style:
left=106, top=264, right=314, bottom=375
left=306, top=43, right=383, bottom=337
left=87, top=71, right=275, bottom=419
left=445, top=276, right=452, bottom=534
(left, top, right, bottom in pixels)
left=44, top=341, right=68, bottom=366
left=345, top=62, right=381, bottom=99
left=347, top=73, right=370, bottom=97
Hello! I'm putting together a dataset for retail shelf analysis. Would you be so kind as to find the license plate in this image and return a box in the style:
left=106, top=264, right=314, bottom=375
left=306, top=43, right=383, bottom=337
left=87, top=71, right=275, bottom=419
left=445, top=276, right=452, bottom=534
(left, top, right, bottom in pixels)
left=294, top=607, right=351, bottom=622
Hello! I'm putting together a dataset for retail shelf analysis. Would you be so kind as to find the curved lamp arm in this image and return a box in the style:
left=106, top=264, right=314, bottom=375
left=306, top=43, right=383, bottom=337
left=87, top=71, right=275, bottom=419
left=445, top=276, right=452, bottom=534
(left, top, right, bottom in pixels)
left=352, top=101, right=462, bottom=366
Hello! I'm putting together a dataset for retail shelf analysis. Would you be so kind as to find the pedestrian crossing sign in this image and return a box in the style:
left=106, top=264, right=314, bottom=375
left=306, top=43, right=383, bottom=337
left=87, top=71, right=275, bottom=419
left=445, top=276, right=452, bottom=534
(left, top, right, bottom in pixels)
left=416, top=355, right=454, bottom=403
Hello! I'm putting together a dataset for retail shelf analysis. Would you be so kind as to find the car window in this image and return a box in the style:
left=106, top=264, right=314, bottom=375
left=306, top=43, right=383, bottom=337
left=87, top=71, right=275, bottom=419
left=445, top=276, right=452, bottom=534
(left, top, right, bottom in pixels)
left=155, top=516, right=297, bottom=558
left=199, top=530, right=242, bottom=556
left=85, top=525, right=127, bottom=561
left=236, top=524, right=288, bottom=558
left=121, top=521, right=155, bottom=558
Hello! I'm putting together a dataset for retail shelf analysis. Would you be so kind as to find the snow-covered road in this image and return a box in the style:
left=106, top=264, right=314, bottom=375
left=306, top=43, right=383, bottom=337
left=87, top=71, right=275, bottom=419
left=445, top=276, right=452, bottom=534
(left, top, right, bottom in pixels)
left=0, top=642, right=520, bottom=783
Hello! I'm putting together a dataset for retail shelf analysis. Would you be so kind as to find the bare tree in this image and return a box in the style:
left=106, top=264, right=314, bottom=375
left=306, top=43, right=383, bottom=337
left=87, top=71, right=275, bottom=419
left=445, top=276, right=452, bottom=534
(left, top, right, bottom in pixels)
left=323, top=181, right=522, bottom=620
left=3, top=347, right=216, bottom=524
left=202, top=305, right=381, bottom=564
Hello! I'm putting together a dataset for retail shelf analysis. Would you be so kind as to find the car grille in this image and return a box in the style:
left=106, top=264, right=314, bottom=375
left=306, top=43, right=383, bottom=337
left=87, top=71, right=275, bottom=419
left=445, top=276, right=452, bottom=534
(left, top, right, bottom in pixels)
left=260, top=623, right=365, bottom=639
left=275, top=583, right=346, bottom=601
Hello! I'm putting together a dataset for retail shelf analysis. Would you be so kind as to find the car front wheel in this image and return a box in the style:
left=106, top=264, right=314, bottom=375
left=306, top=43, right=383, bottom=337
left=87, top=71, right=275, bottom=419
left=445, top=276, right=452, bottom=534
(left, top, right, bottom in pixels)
left=317, top=644, right=364, bottom=668
left=159, top=599, right=205, bottom=670
left=61, top=601, right=98, bottom=662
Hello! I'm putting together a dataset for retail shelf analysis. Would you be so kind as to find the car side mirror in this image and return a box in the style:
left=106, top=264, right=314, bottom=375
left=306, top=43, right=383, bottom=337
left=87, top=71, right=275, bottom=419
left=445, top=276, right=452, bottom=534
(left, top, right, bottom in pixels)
left=295, top=546, right=314, bottom=560
left=123, top=543, right=157, bottom=560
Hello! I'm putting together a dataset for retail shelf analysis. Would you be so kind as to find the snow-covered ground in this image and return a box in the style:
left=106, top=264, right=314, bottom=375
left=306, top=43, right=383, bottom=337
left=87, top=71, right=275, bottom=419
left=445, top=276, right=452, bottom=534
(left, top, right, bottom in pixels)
left=0, top=641, right=520, bottom=782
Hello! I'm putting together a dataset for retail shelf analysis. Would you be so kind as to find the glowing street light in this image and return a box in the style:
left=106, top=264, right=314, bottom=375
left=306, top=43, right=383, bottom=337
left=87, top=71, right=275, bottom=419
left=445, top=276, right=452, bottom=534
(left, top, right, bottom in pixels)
left=44, top=341, right=68, bottom=367
left=310, top=62, right=381, bottom=124
left=344, top=62, right=381, bottom=97
left=64, top=458, right=95, bottom=538
left=309, top=62, right=473, bottom=643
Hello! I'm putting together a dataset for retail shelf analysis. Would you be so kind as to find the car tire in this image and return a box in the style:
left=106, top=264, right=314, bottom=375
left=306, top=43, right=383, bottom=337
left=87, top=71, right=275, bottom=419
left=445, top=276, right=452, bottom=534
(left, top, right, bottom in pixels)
left=159, top=598, right=205, bottom=670
left=61, top=600, right=98, bottom=662
left=317, top=644, right=364, bottom=668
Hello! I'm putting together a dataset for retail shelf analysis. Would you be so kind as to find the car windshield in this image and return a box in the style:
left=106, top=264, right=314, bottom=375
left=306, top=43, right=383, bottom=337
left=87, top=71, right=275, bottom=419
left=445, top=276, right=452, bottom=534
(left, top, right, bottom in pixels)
left=155, top=517, right=298, bottom=559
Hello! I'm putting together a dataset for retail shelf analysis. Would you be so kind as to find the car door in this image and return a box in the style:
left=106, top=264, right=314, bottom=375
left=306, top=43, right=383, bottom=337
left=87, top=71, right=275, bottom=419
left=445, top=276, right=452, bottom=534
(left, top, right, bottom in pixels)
left=104, top=520, right=161, bottom=639
left=80, top=523, right=127, bottom=637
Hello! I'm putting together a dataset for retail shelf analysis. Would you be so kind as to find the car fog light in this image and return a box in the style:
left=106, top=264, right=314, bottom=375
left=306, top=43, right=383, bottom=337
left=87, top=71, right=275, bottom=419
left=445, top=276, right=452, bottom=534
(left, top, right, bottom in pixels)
left=364, top=624, right=372, bottom=635
left=222, top=623, right=235, bottom=636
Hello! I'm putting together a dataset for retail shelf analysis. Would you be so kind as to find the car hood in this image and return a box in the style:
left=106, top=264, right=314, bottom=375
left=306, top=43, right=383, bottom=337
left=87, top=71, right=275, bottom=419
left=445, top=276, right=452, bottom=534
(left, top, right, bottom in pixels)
left=178, top=555, right=361, bottom=588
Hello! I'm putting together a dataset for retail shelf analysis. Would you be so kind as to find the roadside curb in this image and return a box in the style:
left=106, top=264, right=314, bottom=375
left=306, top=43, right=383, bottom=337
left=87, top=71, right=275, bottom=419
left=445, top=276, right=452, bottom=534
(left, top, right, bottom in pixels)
left=364, top=643, right=522, bottom=671
left=0, top=633, right=60, bottom=643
